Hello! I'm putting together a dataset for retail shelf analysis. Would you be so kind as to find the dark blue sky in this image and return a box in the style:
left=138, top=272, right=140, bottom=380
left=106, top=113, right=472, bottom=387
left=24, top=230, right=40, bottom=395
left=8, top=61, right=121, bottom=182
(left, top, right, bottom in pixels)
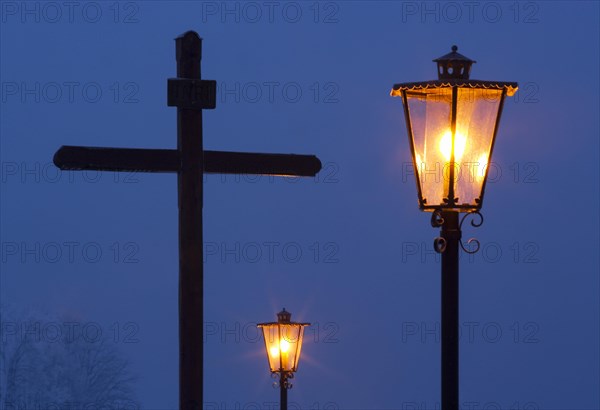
left=1, top=1, right=599, bottom=409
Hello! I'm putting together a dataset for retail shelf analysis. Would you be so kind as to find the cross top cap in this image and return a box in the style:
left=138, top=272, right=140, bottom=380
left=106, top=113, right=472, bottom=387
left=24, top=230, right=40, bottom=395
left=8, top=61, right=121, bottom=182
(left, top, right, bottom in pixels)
left=433, top=45, right=476, bottom=80
left=175, top=30, right=202, bottom=41
left=277, top=308, right=292, bottom=323
left=175, top=31, right=202, bottom=62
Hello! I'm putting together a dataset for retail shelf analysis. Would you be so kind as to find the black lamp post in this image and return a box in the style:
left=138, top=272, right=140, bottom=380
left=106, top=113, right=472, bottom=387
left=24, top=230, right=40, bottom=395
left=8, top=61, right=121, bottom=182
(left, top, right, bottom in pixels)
left=391, top=46, right=518, bottom=409
left=258, top=309, right=309, bottom=410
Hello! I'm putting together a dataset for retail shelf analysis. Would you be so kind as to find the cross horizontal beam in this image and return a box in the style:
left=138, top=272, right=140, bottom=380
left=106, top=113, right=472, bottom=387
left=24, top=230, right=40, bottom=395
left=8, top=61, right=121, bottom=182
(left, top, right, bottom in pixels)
left=53, top=146, right=322, bottom=177
left=203, top=150, right=321, bottom=176
left=53, top=146, right=180, bottom=173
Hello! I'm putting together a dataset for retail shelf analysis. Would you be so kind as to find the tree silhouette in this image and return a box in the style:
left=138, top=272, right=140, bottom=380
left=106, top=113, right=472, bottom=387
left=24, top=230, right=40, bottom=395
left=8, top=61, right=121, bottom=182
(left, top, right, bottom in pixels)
left=1, top=306, right=138, bottom=410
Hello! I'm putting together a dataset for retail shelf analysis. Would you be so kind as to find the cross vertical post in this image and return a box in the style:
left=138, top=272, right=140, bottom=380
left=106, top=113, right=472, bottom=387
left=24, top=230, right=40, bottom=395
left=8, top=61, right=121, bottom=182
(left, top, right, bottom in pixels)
left=52, top=31, right=322, bottom=410
left=175, top=32, right=204, bottom=410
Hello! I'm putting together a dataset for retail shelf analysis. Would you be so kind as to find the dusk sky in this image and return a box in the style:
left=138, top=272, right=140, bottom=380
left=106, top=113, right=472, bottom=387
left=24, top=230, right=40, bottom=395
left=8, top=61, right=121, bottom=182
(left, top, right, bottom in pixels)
left=1, top=1, right=599, bottom=409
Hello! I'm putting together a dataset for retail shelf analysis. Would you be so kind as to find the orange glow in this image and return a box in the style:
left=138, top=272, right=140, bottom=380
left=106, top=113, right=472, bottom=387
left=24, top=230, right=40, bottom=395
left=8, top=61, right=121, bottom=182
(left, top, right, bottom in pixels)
left=269, top=346, right=279, bottom=358
left=269, top=338, right=290, bottom=359
left=258, top=313, right=309, bottom=373
left=439, top=130, right=466, bottom=161
left=476, top=153, right=488, bottom=179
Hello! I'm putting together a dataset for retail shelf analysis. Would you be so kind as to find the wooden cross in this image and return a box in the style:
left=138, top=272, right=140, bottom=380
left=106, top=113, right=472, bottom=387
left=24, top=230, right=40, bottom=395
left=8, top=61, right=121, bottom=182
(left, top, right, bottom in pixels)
left=53, top=31, right=321, bottom=410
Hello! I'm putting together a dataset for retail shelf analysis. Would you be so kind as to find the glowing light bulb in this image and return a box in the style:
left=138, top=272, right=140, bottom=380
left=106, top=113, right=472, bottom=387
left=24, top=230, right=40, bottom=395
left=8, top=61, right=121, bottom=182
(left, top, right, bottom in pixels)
left=439, top=130, right=466, bottom=161
left=280, top=339, right=290, bottom=352
left=269, top=339, right=290, bottom=359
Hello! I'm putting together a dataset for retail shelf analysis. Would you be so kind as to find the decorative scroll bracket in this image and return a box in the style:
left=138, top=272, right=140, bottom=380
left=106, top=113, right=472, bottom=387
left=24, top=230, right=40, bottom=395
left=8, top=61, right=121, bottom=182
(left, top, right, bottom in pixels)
left=431, top=209, right=484, bottom=254
left=272, top=372, right=294, bottom=390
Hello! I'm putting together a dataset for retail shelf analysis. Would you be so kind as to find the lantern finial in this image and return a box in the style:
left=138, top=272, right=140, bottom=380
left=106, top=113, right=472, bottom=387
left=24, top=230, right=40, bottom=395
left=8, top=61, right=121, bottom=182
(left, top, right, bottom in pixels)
left=433, top=45, right=476, bottom=80
left=277, top=308, right=292, bottom=323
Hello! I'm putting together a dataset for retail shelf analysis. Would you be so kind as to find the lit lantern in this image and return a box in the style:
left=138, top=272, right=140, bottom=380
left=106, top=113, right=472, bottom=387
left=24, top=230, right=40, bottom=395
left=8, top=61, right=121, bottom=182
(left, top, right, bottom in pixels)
left=391, top=46, right=518, bottom=211
left=258, top=308, right=309, bottom=374
left=257, top=308, right=310, bottom=410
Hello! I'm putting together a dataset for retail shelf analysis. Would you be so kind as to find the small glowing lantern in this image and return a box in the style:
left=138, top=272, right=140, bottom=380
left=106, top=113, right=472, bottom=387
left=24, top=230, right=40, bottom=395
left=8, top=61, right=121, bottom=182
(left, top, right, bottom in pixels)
left=258, top=308, right=309, bottom=374
left=258, top=308, right=309, bottom=410
left=391, top=45, right=518, bottom=211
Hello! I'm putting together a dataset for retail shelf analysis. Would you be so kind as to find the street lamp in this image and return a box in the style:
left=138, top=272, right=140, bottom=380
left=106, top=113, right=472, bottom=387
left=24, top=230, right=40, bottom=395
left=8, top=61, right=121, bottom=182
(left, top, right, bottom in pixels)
left=390, top=46, right=517, bottom=409
left=257, top=309, right=309, bottom=410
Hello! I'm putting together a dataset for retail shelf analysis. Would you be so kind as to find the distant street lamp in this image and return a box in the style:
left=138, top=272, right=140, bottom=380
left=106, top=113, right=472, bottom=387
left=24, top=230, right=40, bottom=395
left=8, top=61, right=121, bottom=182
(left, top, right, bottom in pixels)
left=390, top=46, right=517, bottom=409
left=258, top=309, right=309, bottom=410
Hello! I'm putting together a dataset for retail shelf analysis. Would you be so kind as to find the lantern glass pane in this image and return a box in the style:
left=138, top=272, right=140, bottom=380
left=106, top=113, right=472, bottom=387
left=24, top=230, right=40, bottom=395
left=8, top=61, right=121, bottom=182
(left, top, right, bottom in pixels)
left=294, top=325, right=306, bottom=371
left=261, top=324, right=304, bottom=372
left=454, top=88, right=502, bottom=205
left=406, top=88, right=452, bottom=206
left=261, top=325, right=280, bottom=372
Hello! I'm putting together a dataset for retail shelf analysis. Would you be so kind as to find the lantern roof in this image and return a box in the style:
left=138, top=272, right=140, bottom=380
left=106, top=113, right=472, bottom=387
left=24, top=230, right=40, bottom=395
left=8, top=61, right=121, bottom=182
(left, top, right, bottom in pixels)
left=434, top=45, right=475, bottom=80
left=277, top=308, right=291, bottom=323
left=433, top=45, right=476, bottom=64
left=391, top=45, right=517, bottom=92
left=390, top=79, right=518, bottom=97
left=257, top=308, right=310, bottom=327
